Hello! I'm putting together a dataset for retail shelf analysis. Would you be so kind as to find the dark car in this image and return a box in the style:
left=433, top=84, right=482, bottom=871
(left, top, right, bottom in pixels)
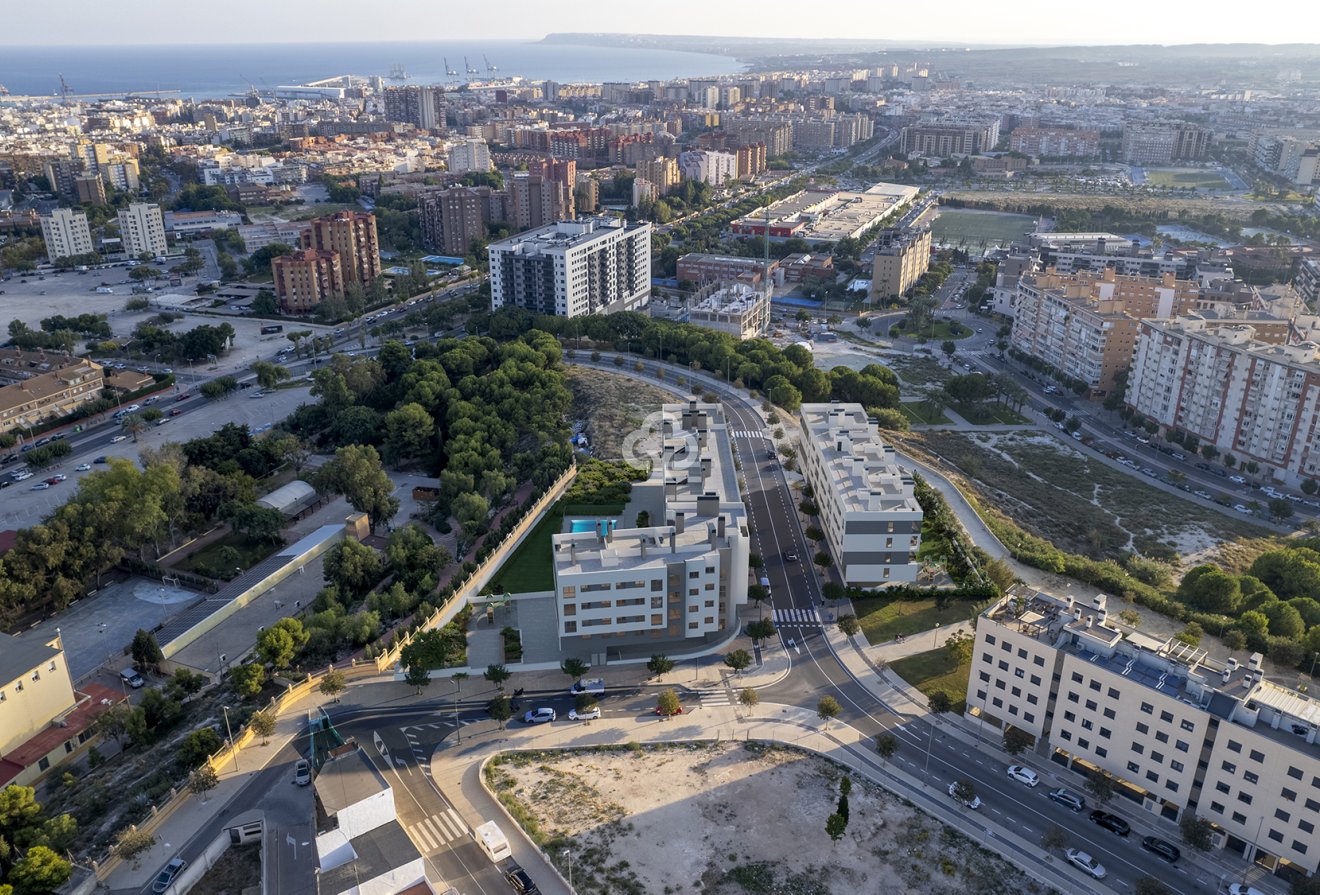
left=1089, top=809, right=1130, bottom=836
left=1141, top=836, right=1180, bottom=863
left=94, top=456, right=108, bottom=464
left=504, top=865, right=540, bottom=895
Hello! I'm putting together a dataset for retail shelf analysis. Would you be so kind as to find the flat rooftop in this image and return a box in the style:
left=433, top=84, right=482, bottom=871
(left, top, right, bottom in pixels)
left=800, top=403, right=920, bottom=515
left=315, top=747, right=390, bottom=818
left=490, top=216, right=642, bottom=254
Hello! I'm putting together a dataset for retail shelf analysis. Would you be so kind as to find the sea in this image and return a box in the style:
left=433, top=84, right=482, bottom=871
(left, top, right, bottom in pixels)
left=0, top=40, right=744, bottom=100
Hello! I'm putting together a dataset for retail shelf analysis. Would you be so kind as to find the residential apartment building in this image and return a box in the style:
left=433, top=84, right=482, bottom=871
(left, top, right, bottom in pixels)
left=798, top=403, right=923, bottom=587
left=901, top=122, right=999, bottom=157
left=969, top=588, right=1320, bottom=881
left=1127, top=316, right=1320, bottom=486
left=116, top=202, right=168, bottom=258
left=1122, top=122, right=1212, bottom=165
left=488, top=217, right=651, bottom=318
left=0, top=358, right=104, bottom=435
left=0, top=631, right=122, bottom=788
left=508, top=173, right=571, bottom=231
left=678, top=150, right=738, bottom=186
left=418, top=186, right=493, bottom=257
left=238, top=221, right=309, bottom=253
left=550, top=400, right=750, bottom=651
left=1010, top=268, right=1200, bottom=396
left=446, top=137, right=491, bottom=174
left=1008, top=127, right=1101, bottom=158
left=735, top=142, right=767, bottom=178
left=636, top=156, right=680, bottom=195
left=676, top=253, right=776, bottom=288
left=382, top=84, right=445, bottom=130
left=526, top=156, right=576, bottom=219
left=1296, top=258, right=1320, bottom=307
left=40, top=208, right=94, bottom=262
left=871, top=227, right=932, bottom=300
left=273, top=249, right=344, bottom=313
left=687, top=282, right=770, bottom=340
left=302, top=211, right=380, bottom=287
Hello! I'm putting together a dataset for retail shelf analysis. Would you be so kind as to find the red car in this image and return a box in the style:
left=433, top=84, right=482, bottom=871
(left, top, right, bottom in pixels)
left=44, top=476, right=64, bottom=485
left=169, top=408, right=183, bottom=416
left=655, top=705, right=684, bottom=716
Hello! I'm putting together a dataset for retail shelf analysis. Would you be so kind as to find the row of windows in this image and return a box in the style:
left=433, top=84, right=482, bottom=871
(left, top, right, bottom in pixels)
left=1205, top=802, right=1311, bottom=857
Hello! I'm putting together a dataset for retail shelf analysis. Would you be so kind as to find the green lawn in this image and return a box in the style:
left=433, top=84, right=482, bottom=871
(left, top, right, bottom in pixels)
left=175, top=532, right=282, bottom=578
left=489, top=505, right=623, bottom=594
left=853, top=596, right=978, bottom=645
left=1143, top=168, right=1230, bottom=190
left=900, top=401, right=953, bottom=425
left=895, top=320, right=973, bottom=342
left=890, top=648, right=970, bottom=714
left=931, top=209, right=1037, bottom=246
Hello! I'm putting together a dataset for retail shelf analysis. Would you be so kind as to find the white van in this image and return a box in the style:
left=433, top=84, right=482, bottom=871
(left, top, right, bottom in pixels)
left=474, top=820, right=511, bottom=863
left=119, top=667, right=145, bottom=689
left=570, top=678, right=605, bottom=696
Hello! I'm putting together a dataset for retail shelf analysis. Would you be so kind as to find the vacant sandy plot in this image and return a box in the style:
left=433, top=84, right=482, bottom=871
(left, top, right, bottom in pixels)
left=566, top=366, right=679, bottom=462
left=486, top=742, right=1045, bottom=895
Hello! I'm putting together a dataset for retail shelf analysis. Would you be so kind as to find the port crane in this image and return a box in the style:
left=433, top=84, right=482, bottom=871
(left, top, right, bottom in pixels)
left=387, top=64, right=409, bottom=81
left=464, top=57, right=479, bottom=75
left=58, top=73, right=73, bottom=103
left=484, top=55, right=497, bottom=73
left=443, top=57, right=458, bottom=77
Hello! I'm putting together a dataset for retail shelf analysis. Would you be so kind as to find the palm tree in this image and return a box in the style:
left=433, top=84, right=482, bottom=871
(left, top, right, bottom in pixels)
left=122, top=415, right=146, bottom=442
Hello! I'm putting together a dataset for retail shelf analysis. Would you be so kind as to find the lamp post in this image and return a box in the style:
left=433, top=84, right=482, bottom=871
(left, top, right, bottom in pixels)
left=222, top=705, right=238, bottom=772
left=561, top=849, right=574, bottom=889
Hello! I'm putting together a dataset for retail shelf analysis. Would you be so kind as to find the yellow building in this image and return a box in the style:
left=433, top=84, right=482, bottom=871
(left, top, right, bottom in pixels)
left=871, top=227, right=932, bottom=300
left=0, top=359, right=104, bottom=436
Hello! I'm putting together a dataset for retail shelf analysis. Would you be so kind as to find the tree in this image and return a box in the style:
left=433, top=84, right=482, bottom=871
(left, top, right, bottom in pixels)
left=560, top=657, right=590, bottom=685
left=251, top=361, right=290, bottom=390
left=131, top=629, right=163, bottom=671
left=0, top=786, right=41, bottom=838
left=223, top=502, right=285, bottom=544
left=1003, top=725, right=1034, bottom=756
left=724, top=649, right=753, bottom=675
left=178, top=727, right=223, bottom=770
left=1086, top=773, right=1114, bottom=804
left=817, top=695, right=841, bottom=727
left=405, top=664, right=431, bottom=695
left=951, top=779, right=978, bottom=807
left=941, top=340, right=956, bottom=358
left=944, top=629, right=974, bottom=663
left=875, top=733, right=899, bottom=761
left=383, top=402, right=435, bottom=464
left=738, top=688, right=759, bottom=708
left=656, top=688, right=683, bottom=718
left=1041, top=825, right=1067, bottom=851
left=813, top=551, right=834, bottom=570
left=256, top=618, right=309, bottom=669
left=746, top=618, right=776, bottom=644
left=484, top=664, right=511, bottom=691
left=1179, top=813, right=1214, bottom=851
left=928, top=691, right=954, bottom=714
left=488, top=694, right=513, bottom=729
left=232, top=665, right=265, bottom=702
left=188, top=765, right=219, bottom=800
left=647, top=655, right=674, bottom=679
left=316, top=445, right=400, bottom=533
left=1269, top=498, right=1295, bottom=521
left=746, top=583, right=769, bottom=616
left=1303, top=478, right=1319, bottom=496
left=825, top=812, right=847, bottom=842
left=324, top=538, right=383, bottom=596
left=837, top=615, right=860, bottom=636
left=94, top=702, right=133, bottom=748
left=319, top=668, right=346, bottom=701
left=111, top=825, right=156, bottom=862
left=8, top=845, right=72, bottom=894
left=249, top=710, right=276, bottom=745
left=1177, top=565, right=1241, bottom=614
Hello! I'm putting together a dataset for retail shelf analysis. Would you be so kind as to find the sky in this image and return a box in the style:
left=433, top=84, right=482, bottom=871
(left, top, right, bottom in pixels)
left=5, top=0, right=1317, bottom=47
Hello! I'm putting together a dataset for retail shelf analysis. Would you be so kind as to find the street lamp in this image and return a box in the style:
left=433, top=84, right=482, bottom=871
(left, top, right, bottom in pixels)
left=561, top=849, right=574, bottom=888
left=222, top=705, right=238, bottom=772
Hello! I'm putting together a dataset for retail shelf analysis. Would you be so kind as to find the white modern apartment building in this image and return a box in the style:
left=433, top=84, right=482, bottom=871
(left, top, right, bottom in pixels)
left=1127, top=316, right=1320, bottom=485
left=687, top=282, right=770, bottom=340
left=40, top=208, right=94, bottom=261
left=488, top=217, right=652, bottom=318
left=678, top=150, right=738, bottom=186
left=116, top=202, right=168, bottom=258
left=550, top=400, right=750, bottom=653
left=446, top=138, right=491, bottom=175
left=798, top=403, right=922, bottom=587
left=970, top=588, right=1320, bottom=882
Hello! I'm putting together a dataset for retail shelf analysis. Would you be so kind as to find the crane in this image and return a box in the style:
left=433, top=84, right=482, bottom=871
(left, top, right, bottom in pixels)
left=387, top=64, right=409, bottom=81
left=484, top=55, right=497, bottom=73
left=0, top=84, right=9, bottom=96
left=464, top=57, right=479, bottom=75
left=58, top=73, right=73, bottom=103
left=443, top=57, right=458, bottom=77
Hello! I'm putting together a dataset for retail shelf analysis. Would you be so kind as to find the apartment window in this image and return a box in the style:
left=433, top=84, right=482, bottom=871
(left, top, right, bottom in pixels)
left=981, top=652, right=992, bottom=664
left=1294, top=842, right=1309, bottom=855
left=1132, top=742, right=1145, bottom=755
left=1071, top=672, right=1083, bottom=683
left=1155, top=731, right=1169, bottom=744
left=985, top=635, right=997, bottom=645
left=1077, top=737, right=1090, bottom=750
left=1232, top=811, right=1247, bottom=825
left=1237, top=793, right=1253, bottom=805
left=979, top=671, right=991, bottom=683
left=1066, top=691, right=1079, bottom=703
left=1283, top=788, right=1297, bottom=802
left=1170, top=760, right=1184, bottom=773
left=1301, top=820, right=1315, bottom=835
left=1211, top=801, right=1225, bottom=814
left=1099, top=727, right=1111, bottom=740
left=1017, top=648, right=1028, bottom=659
left=1059, top=729, right=1072, bottom=741
left=1033, top=656, right=1045, bottom=667
left=992, top=697, right=1003, bottom=708
left=688, top=622, right=699, bottom=629
left=1146, top=771, right=1159, bottom=783
left=1127, top=761, right=1140, bottom=774
left=1307, top=798, right=1320, bottom=812
left=1176, top=740, right=1189, bottom=753
left=1064, top=711, right=1076, bottom=723
left=1136, top=722, right=1150, bottom=734
left=1227, top=739, right=1242, bottom=753
left=1165, top=781, right=1179, bottom=793
left=1028, top=695, right=1039, bottom=705
left=1089, top=680, right=1101, bottom=692
left=1276, top=809, right=1291, bottom=822
left=1216, top=782, right=1231, bottom=794
left=1014, top=668, right=1025, bottom=679
left=37, top=757, right=49, bottom=771
left=1180, top=718, right=1195, bottom=732
left=976, top=689, right=987, bottom=701
left=1268, top=829, right=1284, bottom=844
left=1103, top=708, right=1115, bottom=720
left=1223, top=761, right=1237, bottom=774
left=1159, top=710, right=1173, bottom=723
left=1288, top=766, right=1304, bottom=780
left=999, top=660, right=1010, bottom=672
left=1029, top=674, right=1041, bottom=686
left=1096, top=746, right=1107, bottom=758
left=1244, top=771, right=1259, bottom=785
left=1084, top=699, right=1097, bottom=711
left=1151, top=751, right=1164, bottom=764
left=1249, top=749, right=1265, bottom=763
left=996, top=680, right=1006, bottom=690
left=1011, top=686, right=1022, bottom=698
left=1024, top=712, right=1035, bottom=724
left=1081, top=719, right=1094, bottom=731
left=1140, top=702, right=1154, bottom=715
left=689, top=570, right=700, bottom=579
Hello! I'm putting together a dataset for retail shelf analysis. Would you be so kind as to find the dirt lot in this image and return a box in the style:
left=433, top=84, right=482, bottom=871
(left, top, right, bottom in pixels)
left=485, top=742, right=1046, bottom=895
left=907, top=430, right=1271, bottom=565
left=191, top=842, right=260, bottom=895
left=566, top=367, right=676, bottom=462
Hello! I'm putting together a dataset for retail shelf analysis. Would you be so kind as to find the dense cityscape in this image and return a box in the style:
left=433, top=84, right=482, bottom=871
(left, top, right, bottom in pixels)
left=0, top=19, right=1319, bottom=895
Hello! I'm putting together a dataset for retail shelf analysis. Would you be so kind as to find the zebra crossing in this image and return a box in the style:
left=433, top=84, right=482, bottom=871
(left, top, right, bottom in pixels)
left=406, top=807, right=468, bottom=853
left=773, top=607, right=821, bottom=626
left=697, top=689, right=732, bottom=707
left=732, top=429, right=767, bottom=439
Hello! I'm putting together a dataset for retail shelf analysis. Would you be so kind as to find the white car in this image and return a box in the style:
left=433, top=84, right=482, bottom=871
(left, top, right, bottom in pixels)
left=1064, top=849, right=1106, bottom=879
left=568, top=706, right=601, bottom=721
left=76, top=463, right=92, bottom=471
left=522, top=707, right=556, bottom=724
left=947, top=781, right=982, bottom=809
left=1228, top=886, right=1266, bottom=895
left=125, top=404, right=141, bottom=412
left=110, top=435, right=128, bottom=443
left=1006, top=765, right=1039, bottom=787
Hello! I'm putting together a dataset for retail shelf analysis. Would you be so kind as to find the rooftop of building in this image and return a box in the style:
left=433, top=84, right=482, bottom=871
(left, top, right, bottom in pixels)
left=314, top=747, right=390, bottom=818
left=799, top=402, right=921, bottom=516
left=734, top=187, right=910, bottom=242
left=553, top=400, right=746, bottom=576
left=0, top=360, right=103, bottom=415
left=0, top=348, right=83, bottom=381
left=490, top=216, right=646, bottom=254
left=677, top=252, right=775, bottom=268
left=690, top=282, right=768, bottom=316
left=0, top=631, right=62, bottom=688
left=0, top=682, right=123, bottom=787
left=1142, top=316, right=1320, bottom=369
left=316, top=818, right=422, bottom=893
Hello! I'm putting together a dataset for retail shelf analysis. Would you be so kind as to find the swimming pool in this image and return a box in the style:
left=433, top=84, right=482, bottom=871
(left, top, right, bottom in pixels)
left=569, top=518, right=615, bottom=536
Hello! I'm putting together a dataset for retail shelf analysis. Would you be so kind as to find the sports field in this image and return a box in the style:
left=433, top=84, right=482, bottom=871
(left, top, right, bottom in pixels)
left=1143, top=168, right=1231, bottom=190
left=931, top=209, right=1037, bottom=246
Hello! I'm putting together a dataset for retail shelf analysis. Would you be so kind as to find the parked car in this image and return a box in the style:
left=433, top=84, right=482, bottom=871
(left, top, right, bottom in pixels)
left=152, top=857, right=186, bottom=893
left=1048, top=788, right=1086, bottom=811
left=1064, top=849, right=1106, bottom=879
left=94, top=455, right=108, bottom=463
left=568, top=706, right=600, bottom=721
left=1228, top=886, right=1266, bottom=895
left=293, top=759, right=311, bottom=786
left=1230, top=474, right=1247, bottom=484
left=1006, top=765, right=1039, bottom=787
left=110, top=435, right=128, bottom=443
left=30, top=482, right=50, bottom=490
left=947, top=781, right=982, bottom=809
left=504, top=865, right=540, bottom=895
left=1089, top=809, right=1130, bottom=836
left=1141, top=836, right=1181, bottom=863
left=522, top=707, right=556, bottom=724
left=76, top=463, right=92, bottom=471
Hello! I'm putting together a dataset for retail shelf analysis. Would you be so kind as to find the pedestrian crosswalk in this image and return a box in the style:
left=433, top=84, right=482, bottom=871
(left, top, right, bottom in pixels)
left=773, top=607, right=820, bottom=626
left=406, top=808, right=468, bottom=853
left=697, top=689, right=732, bottom=707
left=732, top=429, right=767, bottom=439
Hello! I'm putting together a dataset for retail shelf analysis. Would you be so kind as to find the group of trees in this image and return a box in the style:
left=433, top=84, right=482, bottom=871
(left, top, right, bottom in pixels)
left=127, top=321, right=235, bottom=362
left=6, top=314, right=112, bottom=351
left=0, top=786, right=76, bottom=895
